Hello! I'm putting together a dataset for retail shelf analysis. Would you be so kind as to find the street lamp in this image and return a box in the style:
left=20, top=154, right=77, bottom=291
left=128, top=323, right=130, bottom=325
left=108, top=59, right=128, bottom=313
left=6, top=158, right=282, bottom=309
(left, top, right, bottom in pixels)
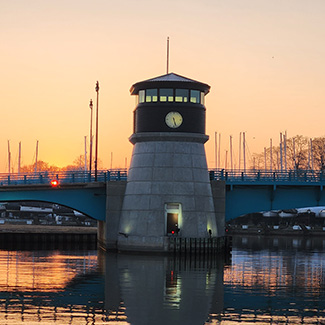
left=94, top=81, right=99, bottom=181
left=89, top=99, right=93, bottom=175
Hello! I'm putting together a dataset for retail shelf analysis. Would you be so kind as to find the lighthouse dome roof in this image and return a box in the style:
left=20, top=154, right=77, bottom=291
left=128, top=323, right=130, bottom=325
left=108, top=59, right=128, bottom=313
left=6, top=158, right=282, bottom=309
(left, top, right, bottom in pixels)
left=130, top=72, right=210, bottom=95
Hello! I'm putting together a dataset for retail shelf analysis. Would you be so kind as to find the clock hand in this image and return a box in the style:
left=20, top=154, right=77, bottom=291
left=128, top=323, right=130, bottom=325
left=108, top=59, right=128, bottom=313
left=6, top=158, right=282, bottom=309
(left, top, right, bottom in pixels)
left=173, top=117, right=176, bottom=126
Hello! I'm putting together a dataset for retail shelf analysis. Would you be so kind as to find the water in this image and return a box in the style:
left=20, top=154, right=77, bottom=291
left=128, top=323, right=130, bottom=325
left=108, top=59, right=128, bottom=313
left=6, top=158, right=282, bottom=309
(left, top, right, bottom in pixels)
left=0, top=236, right=325, bottom=324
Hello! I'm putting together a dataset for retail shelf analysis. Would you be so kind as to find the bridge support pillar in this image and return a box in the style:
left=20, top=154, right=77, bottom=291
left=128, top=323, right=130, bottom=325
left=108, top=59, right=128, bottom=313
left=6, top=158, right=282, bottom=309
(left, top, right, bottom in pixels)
left=210, top=180, right=226, bottom=237
left=97, top=181, right=127, bottom=251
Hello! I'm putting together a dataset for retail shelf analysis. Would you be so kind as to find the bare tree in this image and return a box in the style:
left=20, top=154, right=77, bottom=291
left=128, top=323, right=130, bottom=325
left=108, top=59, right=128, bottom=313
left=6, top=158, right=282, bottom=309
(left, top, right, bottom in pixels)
left=251, top=135, right=310, bottom=171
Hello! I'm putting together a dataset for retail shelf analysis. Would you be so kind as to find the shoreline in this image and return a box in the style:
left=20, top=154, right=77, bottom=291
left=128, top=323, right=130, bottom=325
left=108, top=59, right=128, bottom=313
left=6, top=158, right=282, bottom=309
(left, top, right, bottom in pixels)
left=0, top=224, right=97, bottom=234
left=227, top=227, right=325, bottom=236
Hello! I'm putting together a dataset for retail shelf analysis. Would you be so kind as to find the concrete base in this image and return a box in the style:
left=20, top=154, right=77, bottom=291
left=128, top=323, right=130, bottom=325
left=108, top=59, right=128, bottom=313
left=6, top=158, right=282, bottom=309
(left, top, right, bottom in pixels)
left=98, top=181, right=127, bottom=251
left=117, top=133, right=220, bottom=252
left=117, top=235, right=170, bottom=252
left=210, top=180, right=226, bottom=237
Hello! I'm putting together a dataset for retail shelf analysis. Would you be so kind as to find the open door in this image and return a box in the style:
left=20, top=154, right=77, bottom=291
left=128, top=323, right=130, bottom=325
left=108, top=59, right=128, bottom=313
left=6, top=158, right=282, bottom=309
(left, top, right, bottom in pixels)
left=165, top=203, right=182, bottom=235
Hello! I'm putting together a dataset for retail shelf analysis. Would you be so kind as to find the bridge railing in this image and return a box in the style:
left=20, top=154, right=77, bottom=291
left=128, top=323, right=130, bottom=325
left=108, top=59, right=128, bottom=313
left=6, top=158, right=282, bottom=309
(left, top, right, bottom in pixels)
left=3, top=168, right=325, bottom=186
left=209, top=169, right=325, bottom=183
left=0, top=169, right=127, bottom=186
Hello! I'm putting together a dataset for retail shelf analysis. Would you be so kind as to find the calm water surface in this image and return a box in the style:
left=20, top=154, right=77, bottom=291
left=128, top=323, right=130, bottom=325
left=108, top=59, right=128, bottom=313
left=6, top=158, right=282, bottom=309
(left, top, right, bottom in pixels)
left=0, top=236, right=325, bottom=324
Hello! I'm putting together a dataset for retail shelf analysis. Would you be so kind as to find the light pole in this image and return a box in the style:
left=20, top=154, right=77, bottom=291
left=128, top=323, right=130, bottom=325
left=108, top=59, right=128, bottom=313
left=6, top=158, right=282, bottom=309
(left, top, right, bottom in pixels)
left=94, top=81, right=99, bottom=181
left=89, top=99, right=93, bottom=175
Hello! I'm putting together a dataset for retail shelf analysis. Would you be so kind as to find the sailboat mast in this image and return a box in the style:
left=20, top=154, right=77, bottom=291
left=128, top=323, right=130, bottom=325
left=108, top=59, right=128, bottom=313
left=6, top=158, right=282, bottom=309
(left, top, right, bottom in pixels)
left=280, top=132, right=283, bottom=172
left=84, top=136, right=87, bottom=172
left=215, top=132, right=218, bottom=169
left=243, top=132, right=246, bottom=172
left=293, top=137, right=296, bottom=170
left=218, top=133, right=221, bottom=170
left=7, top=140, right=11, bottom=175
left=239, top=132, right=242, bottom=170
left=230, top=135, right=233, bottom=171
left=270, top=139, right=273, bottom=173
left=18, top=142, right=21, bottom=176
left=284, top=131, right=287, bottom=172
left=310, top=138, right=314, bottom=170
left=35, top=140, right=39, bottom=173
left=225, top=150, right=228, bottom=169
left=89, top=99, right=93, bottom=174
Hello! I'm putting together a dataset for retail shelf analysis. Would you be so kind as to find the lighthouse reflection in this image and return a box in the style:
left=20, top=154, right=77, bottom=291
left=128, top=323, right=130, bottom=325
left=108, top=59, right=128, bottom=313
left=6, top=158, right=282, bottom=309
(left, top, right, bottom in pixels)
left=102, top=253, right=225, bottom=325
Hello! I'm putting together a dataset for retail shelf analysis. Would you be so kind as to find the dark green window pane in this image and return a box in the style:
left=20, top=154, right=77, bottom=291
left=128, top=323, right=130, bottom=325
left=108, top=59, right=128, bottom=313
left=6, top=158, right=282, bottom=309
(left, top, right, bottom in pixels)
left=175, top=89, right=189, bottom=102
left=190, top=90, right=200, bottom=103
left=146, top=89, right=158, bottom=102
left=160, top=88, right=173, bottom=102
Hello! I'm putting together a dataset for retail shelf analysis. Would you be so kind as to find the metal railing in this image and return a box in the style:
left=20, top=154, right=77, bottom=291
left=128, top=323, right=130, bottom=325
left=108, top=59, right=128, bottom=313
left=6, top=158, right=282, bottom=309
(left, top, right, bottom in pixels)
left=0, top=169, right=127, bottom=186
left=2, top=168, right=325, bottom=186
left=209, top=169, right=325, bottom=183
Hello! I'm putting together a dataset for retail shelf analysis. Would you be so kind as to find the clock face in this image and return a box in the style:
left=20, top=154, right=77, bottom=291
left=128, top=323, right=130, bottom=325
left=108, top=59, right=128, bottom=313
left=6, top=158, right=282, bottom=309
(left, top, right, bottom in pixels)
left=165, top=112, right=183, bottom=128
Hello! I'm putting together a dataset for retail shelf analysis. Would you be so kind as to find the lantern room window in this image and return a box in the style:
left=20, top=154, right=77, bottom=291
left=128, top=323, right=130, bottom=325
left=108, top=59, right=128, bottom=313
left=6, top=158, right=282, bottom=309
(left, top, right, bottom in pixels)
left=139, top=90, right=145, bottom=103
left=190, top=90, right=200, bottom=103
left=146, top=89, right=158, bottom=102
left=175, top=89, right=189, bottom=102
left=200, top=92, right=205, bottom=105
left=160, top=89, right=173, bottom=102
left=138, top=88, right=205, bottom=105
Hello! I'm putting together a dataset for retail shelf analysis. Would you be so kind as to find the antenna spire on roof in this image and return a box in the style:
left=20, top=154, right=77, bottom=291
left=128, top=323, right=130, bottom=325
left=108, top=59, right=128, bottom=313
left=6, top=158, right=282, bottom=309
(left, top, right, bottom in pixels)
left=166, top=37, right=170, bottom=74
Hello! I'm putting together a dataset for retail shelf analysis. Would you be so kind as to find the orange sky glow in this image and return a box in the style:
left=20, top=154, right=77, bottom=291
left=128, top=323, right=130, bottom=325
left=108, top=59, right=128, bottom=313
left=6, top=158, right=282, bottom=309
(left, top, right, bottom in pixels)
left=2, top=0, right=325, bottom=173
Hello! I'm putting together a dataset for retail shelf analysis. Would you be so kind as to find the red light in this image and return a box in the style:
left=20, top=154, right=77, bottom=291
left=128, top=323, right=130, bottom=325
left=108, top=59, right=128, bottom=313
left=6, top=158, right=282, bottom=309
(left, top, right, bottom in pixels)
left=171, top=230, right=175, bottom=234
left=51, top=180, right=59, bottom=187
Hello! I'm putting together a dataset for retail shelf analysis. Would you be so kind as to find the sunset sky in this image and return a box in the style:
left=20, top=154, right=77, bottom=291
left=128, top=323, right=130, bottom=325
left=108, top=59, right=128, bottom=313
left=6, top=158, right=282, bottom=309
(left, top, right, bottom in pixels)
left=2, top=0, right=325, bottom=172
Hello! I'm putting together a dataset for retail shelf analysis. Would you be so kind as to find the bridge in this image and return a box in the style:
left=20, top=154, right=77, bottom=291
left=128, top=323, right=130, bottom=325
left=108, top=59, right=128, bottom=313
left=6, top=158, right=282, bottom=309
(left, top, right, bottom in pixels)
left=1, top=168, right=325, bottom=222
left=210, top=169, right=325, bottom=220
left=0, top=170, right=127, bottom=222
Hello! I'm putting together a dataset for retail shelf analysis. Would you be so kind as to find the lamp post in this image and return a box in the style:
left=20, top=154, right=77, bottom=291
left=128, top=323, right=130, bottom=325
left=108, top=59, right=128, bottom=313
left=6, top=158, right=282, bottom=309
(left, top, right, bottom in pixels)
left=89, top=99, right=93, bottom=175
left=94, top=81, right=99, bottom=181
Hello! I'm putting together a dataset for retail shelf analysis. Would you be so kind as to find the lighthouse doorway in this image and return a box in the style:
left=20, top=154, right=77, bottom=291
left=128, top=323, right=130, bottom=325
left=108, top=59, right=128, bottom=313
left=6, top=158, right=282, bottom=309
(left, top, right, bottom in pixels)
left=165, top=203, right=182, bottom=235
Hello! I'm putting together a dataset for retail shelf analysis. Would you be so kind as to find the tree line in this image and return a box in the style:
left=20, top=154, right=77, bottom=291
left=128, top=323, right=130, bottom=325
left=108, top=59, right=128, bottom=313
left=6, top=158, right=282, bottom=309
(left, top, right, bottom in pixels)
left=252, top=135, right=325, bottom=171
left=19, top=155, right=103, bottom=173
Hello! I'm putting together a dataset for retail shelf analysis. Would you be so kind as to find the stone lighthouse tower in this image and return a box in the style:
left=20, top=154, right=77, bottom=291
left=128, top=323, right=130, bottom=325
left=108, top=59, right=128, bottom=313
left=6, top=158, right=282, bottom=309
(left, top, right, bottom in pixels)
left=118, top=72, right=218, bottom=252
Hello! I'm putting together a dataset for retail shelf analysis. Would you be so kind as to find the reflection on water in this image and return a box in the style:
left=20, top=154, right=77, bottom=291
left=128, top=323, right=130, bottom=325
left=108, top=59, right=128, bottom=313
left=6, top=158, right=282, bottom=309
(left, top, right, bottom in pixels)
left=0, top=236, right=324, bottom=324
left=215, top=236, right=325, bottom=324
left=0, top=251, right=98, bottom=292
left=107, top=255, right=224, bottom=325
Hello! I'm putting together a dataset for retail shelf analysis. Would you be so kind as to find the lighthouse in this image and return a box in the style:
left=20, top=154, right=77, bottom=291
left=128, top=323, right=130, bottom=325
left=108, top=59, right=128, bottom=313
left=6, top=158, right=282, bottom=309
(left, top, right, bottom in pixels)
left=117, top=72, right=219, bottom=252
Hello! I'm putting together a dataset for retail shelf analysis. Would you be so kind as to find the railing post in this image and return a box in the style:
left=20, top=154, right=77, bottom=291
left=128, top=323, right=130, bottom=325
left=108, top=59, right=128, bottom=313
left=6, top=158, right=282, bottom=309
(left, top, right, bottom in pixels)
left=107, top=171, right=110, bottom=181
left=24, top=175, right=27, bottom=184
left=225, top=172, right=228, bottom=181
left=7, top=176, right=10, bottom=185
left=72, top=174, right=75, bottom=183
left=117, top=171, right=121, bottom=181
left=39, top=174, right=43, bottom=184
left=257, top=171, right=260, bottom=181
left=241, top=172, right=244, bottom=181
